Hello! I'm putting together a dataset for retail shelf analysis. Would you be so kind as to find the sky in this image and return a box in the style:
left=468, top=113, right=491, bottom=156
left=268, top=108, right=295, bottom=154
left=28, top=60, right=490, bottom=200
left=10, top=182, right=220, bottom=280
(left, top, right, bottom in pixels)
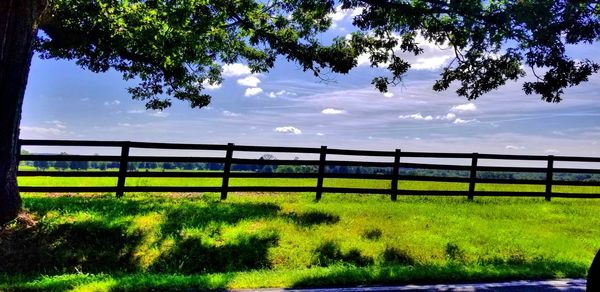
left=20, top=6, right=600, bottom=159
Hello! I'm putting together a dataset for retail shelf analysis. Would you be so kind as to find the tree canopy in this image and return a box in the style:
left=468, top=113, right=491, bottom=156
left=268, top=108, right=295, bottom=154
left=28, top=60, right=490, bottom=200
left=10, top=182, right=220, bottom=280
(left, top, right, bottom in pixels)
left=342, top=0, right=600, bottom=102
left=36, top=0, right=357, bottom=110
left=35, top=0, right=600, bottom=107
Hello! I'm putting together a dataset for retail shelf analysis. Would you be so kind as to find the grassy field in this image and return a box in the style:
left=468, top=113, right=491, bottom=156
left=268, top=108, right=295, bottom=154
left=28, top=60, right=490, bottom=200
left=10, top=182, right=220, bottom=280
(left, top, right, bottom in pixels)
left=1, top=176, right=599, bottom=291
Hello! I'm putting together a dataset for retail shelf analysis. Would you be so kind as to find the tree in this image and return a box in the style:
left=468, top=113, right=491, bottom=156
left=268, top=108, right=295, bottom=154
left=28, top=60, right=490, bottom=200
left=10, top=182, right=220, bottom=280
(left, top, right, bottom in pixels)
left=33, top=160, right=49, bottom=171
left=53, top=160, right=68, bottom=171
left=69, top=160, right=89, bottom=171
left=340, top=0, right=600, bottom=101
left=0, top=0, right=356, bottom=224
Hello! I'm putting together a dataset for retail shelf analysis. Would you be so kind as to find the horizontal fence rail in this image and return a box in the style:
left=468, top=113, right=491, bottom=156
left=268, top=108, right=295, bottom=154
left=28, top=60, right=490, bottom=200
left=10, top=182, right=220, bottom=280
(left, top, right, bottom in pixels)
left=16, top=139, right=600, bottom=200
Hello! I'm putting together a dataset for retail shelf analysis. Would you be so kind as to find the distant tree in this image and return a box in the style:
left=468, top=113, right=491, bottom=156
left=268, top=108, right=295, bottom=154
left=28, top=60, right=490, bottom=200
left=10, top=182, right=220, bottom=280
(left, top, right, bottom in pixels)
left=162, top=162, right=175, bottom=170
left=260, top=165, right=274, bottom=174
left=128, top=162, right=138, bottom=172
left=53, top=160, right=68, bottom=171
left=69, top=160, right=89, bottom=171
left=33, top=160, right=49, bottom=171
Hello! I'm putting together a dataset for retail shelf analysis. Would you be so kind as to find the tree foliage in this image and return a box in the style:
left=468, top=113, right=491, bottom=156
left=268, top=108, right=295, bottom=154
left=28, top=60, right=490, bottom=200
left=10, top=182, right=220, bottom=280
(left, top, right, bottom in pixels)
left=342, top=0, right=600, bottom=102
left=34, top=0, right=600, bottom=107
left=36, top=0, right=355, bottom=110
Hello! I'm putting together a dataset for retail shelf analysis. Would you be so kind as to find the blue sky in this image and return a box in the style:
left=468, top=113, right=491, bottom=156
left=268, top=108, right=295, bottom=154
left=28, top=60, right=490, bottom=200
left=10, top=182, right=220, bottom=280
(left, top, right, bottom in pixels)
left=20, top=7, right=600, bottom=157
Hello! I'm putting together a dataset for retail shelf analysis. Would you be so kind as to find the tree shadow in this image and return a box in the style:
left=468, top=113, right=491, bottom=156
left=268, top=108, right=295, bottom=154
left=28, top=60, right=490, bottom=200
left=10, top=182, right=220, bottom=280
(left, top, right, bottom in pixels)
left=2, top=196, right=284, bottom=276
left=0, top=219, right=141, bottom=274
left=282, top=210, right=340, bottom=227
left=312, top=240, right=373, bottom=267
left=160, top=201, right=281, bottom=233
left=150, top=230, right=279, bottom=273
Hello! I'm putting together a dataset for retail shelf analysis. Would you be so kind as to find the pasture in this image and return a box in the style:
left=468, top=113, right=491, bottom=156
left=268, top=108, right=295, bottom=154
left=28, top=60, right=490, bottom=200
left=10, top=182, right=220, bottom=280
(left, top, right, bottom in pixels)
left=2, top=175, right=600, bottom=290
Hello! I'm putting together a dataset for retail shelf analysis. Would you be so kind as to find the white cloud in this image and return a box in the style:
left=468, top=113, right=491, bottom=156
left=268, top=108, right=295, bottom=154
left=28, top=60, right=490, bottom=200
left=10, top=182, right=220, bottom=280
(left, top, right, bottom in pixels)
left=151, top=111, right=170, bottom=118
left=411, top=55, right=454, bottom=70
left=268, top=90, right=294, bottom=98
left=329, top=5, right=347, bottom=29
left=222, top=110, right=240, bottom=117
left=545, top=149, right=560, bottom=154
left=450, top=103, right=477, bottom=112
left=127, top=109, right=144, bottom=114
left=244, top=87, right=263, bottom=96
left=104, top=100, right=121, bottom=106
left=275, top=126, right=302, bottom=135
left=80, top=97, right=90, bottom=102
left=435, top=113, right=457, bottom=121
left=237, top=75, right=261, bottom=87
left=45, top=120, right=66, bottom=129
left=316, top=132, right=325, bottom=136
left=505, top=145, right=525, bottom=150
left=222, top=63, right=252, bottom=77
left=20, top=126, right=65, bottom=136
left=383, top=92, right=394, bottom=98
left=453, top=118, right=477, bottom=124
left=398, top=113, right=434, bottom=121
left=118, top=122, right=131, bottom=127
left=321, top=108, right=346, bottom=115
left=354, top=33, right=455, bottom=71
left=350, top=7, right=364, bottom=17
left=202, top=80, right=222, bottom=90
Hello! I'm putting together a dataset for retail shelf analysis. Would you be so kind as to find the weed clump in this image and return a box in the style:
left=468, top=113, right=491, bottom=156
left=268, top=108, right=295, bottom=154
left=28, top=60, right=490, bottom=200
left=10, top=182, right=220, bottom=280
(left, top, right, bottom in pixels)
left=312, top=240, right=373, bottom=267
left=284, top=211, right=340, bottom=227
left=381, top=246, right=414, bottom=265
left=361, top=228, right=382, bottom=240
left=445, top=243, right=466, bottom=262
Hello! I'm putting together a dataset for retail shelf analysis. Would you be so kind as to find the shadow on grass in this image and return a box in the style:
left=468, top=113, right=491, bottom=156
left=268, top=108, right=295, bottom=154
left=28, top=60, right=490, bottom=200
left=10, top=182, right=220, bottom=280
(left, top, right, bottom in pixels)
left=151, top=230, right=279, bottom=273
left=283, top=210, right=340, bottom=227
left=1, top=196, right=287, bottom=276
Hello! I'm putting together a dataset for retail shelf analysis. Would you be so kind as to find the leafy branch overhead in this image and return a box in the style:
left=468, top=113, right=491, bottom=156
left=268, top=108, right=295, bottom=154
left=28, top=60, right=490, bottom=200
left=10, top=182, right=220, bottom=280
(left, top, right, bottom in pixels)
left=36, top=0, right=600, bottom=110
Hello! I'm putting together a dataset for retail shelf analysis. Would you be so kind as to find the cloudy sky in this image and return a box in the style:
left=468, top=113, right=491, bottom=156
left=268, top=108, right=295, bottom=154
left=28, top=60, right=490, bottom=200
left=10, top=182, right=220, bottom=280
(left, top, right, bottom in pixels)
left=21, top=6, right=600, bottom=157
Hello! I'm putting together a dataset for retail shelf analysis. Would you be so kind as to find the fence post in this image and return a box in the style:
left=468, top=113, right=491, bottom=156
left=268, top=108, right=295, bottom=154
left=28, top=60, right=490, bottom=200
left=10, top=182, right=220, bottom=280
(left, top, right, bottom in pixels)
left=391, top=149, right=401, bottom=201
left=116, top=141, right=130, bottom=198
left=316, top=145, right=327, bottom=201
left=221, top=143, right=234, bottom=200
left=468, top=152, right=478, bottom=201
left=545, top=155, right=554, bottom=201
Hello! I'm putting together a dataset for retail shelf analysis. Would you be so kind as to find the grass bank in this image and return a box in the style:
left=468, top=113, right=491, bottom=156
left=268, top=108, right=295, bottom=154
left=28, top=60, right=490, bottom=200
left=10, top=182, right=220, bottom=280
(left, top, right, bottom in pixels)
left=1, top=190, right=599, bottom=290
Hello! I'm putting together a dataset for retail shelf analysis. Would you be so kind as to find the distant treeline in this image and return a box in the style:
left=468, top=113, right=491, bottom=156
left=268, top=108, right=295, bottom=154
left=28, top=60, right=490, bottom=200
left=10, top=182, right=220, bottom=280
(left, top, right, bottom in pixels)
left=19, top=151, right=600, bottom=182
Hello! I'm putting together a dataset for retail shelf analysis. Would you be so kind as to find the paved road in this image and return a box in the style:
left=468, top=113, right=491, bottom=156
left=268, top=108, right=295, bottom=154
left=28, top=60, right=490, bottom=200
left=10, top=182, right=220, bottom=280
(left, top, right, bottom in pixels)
left=234, top=279, right=586, bottom=291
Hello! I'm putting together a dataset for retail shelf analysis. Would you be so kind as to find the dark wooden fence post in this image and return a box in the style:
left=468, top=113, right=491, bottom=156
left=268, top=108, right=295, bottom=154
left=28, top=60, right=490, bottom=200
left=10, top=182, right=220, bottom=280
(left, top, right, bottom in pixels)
left=391, top=149, right=401, bottom=201
left=316, top=145, right=327, bottom=201
left=221, top=143, right=234, bottom=200
left=545, top=155, right=554, bottom=201
left=468, top=152, right=478, bottom=200
left=116, top=141, right=130, bottom=198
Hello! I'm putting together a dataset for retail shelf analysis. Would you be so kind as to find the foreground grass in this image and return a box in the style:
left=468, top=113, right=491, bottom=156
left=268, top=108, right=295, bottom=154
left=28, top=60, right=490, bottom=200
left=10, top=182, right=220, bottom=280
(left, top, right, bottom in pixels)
left=2, top=190, right=600, bottom=290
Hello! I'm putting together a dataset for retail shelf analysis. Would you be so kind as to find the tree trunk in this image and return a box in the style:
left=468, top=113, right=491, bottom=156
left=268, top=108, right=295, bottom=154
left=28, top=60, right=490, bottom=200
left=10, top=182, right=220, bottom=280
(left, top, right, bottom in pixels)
left=0, top=0, right=46, bottom=225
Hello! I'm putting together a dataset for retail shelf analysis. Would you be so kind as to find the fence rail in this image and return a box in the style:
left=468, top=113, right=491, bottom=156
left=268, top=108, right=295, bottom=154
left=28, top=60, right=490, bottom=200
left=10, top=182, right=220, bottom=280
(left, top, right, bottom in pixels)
left=17, top=139, right=600, bottom=200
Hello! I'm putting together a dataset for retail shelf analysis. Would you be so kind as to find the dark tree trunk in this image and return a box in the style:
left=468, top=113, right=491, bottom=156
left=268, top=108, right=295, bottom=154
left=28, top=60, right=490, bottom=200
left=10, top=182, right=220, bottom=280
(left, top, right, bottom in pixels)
left=589, top=249, right=600, bottom=291
left=0, top=0, right=46, bottom=225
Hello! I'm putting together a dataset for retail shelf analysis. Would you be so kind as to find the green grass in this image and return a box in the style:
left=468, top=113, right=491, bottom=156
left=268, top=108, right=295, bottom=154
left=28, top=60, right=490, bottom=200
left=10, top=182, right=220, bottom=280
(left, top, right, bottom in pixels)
left=2, top=176, right=600, bottom=291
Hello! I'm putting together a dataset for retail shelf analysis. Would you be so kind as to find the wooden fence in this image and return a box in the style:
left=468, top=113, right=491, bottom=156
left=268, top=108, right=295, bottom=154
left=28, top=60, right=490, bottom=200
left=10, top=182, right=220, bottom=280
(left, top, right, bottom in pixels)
left=16, top=139, right=600, bottom=200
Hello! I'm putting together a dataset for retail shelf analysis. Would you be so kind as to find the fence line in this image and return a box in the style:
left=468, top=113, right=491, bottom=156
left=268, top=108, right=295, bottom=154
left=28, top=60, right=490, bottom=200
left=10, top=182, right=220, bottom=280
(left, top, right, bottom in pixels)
left=16, top=139, right=600, bottom=200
